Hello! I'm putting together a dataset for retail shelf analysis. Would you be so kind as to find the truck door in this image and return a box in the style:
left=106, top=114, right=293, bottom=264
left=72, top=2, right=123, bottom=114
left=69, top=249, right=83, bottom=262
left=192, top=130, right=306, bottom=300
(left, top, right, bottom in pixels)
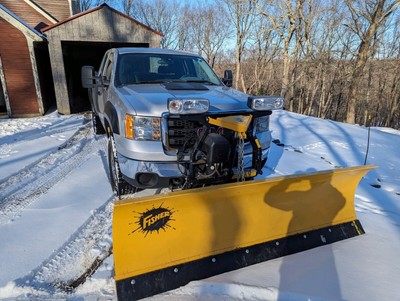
left=96, top=51, right=114, bottom=115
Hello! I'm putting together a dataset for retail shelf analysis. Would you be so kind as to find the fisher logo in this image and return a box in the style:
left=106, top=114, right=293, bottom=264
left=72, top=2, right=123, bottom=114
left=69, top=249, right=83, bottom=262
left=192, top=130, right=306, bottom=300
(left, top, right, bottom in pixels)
left=130, top=204, right=176, bottom=237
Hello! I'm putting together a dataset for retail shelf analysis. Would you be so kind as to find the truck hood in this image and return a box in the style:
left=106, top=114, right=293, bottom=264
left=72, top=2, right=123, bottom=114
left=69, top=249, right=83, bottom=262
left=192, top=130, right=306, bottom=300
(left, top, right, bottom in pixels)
left=116, top=84, right=250, bottom=117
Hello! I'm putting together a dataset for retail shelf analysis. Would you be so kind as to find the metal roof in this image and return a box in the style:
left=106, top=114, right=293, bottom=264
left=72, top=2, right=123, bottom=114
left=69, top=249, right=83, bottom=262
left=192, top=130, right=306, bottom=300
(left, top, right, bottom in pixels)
left=41, top=3, right=163, bottom=37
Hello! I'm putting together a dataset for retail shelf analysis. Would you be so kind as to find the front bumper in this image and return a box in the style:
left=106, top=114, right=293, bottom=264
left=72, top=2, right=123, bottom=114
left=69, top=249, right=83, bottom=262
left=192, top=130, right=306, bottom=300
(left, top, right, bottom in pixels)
left=117, top=145, right=271, bottom=189
left=118, top=153, right=183, bottom=188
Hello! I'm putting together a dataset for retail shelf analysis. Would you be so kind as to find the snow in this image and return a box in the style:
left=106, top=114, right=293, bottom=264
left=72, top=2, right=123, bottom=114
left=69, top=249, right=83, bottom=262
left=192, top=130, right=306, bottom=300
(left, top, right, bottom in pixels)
left=0, top=110, right=399, bottom=300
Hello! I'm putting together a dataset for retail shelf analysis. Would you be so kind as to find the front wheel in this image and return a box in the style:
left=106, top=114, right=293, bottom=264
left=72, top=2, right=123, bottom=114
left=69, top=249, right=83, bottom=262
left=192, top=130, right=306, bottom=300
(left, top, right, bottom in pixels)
left=107, top=134, right=137, bottom=198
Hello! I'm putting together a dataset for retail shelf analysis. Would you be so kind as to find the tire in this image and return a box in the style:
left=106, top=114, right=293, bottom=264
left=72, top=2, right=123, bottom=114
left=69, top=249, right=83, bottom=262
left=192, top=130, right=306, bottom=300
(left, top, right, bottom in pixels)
left=92, top=111, right=106, bottom=135
left=107, top=134, right=137, bottom=198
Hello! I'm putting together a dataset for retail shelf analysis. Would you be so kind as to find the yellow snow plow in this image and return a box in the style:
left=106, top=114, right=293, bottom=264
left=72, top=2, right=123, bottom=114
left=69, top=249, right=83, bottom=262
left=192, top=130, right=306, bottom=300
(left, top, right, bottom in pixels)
left=113, top=165, right=375, bottom=300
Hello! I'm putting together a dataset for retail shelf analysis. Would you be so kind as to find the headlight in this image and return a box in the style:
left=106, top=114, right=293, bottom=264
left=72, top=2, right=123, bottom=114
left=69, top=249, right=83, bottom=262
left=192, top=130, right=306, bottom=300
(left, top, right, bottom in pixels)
left=125, top=115, right=161, bottom=141
left=248, top=96, right=284, bottom=111
left=254, top=116, right=270, bottom=134
left=168, top=98, right=209, bottom=114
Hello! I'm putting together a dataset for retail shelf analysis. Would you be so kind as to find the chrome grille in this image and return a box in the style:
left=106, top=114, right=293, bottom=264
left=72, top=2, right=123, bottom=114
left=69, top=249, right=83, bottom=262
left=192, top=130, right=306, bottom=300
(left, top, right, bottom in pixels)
left=167, top=118, right=200, bottom=149
left=166, top=117, right=250, bottom=150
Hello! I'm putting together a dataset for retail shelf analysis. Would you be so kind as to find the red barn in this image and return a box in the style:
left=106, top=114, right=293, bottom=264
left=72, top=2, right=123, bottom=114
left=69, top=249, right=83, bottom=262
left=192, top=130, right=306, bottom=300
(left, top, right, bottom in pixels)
left=0, top=1, right=162, bottom=117
left=0, top=0, right=73, bottom=117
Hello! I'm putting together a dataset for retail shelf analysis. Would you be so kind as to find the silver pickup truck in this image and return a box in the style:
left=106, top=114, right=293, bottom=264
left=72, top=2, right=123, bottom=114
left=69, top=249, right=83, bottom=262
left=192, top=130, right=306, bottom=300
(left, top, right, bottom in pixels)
left=82, top=48, right=283, bottom=197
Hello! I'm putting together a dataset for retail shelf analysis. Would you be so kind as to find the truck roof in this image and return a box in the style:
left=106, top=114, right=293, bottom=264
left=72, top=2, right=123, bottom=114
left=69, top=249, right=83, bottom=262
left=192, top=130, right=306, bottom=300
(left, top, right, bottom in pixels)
left=115, top=47, right=199, bottom=57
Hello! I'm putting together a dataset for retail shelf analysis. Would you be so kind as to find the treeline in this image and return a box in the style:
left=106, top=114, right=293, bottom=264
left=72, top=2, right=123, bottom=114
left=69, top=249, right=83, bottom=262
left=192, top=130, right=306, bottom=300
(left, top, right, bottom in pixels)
left=80, top=0, right=400, bottom=128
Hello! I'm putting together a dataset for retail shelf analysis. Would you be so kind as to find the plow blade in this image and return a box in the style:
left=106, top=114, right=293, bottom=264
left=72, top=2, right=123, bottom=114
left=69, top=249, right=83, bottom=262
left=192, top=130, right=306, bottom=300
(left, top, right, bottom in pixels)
left=113, top=165, right=375, bottom=300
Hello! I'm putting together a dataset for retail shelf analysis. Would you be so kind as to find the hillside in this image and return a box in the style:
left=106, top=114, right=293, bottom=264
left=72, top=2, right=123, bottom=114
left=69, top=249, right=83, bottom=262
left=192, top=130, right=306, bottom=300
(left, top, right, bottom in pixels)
left=0, top=110, right=399, bottom=300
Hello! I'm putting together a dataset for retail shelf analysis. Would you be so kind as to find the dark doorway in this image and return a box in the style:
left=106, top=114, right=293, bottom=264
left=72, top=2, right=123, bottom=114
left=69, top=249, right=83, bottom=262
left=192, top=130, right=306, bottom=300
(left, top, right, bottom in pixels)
left=0, top=59, right=8, bottom=116
left=61, top=41, right=149, bottom=113
left=0, top=81, right=6, bottom=115
left=34, top=42, right=55, bottom=113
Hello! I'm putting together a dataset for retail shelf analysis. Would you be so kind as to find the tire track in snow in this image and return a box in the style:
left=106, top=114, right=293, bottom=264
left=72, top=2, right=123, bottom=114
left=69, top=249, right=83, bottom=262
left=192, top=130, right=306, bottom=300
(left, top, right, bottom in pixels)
left=0, top=123, right=90, bottom=194
left=0, top=114, right=86, bottom=146
left=30, top=196, right=115, bottom=291
left=0, top=125, right=102, bottom=225
left=25, top=189, right=161, bottom=296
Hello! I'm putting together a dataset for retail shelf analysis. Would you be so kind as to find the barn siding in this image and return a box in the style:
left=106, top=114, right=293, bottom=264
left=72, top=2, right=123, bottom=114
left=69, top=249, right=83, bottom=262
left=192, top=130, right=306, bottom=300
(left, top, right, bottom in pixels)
left=0, top=18, right=39, bottom=116
left=44, top=5, right=161, bottom=114
left=47, top=37, right=70, bottom=114
left=0, top=0, right=53, bottom=29
left=26, top=37, right=44, bottom=114
left=34, top=0, right=71, bottom=21
left=45, top=6, right=161, bottom=45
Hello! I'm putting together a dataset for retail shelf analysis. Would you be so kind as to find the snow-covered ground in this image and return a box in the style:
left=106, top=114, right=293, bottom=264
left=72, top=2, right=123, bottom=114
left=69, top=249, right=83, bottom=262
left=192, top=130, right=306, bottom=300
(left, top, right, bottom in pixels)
left=0, top=110, right=399, bottom=301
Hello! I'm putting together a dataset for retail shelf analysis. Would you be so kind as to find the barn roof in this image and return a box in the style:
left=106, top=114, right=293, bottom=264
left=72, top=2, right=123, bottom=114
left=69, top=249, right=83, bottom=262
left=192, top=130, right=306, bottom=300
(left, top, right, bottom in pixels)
left=41, top=4, right=164, bottom=37
left=0, top=3, right=46, bottom=41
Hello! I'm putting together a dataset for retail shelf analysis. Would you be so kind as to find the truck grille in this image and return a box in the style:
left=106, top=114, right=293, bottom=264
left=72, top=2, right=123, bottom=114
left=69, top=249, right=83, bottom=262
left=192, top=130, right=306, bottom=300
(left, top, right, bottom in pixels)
left=166, top=117, right=250, bottom=150
left=167, top=118, right=200, bottom=149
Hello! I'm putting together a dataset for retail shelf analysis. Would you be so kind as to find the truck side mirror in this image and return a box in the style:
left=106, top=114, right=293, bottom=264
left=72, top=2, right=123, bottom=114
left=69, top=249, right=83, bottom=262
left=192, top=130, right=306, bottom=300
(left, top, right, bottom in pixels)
left=81, top=66, right=96, bottom=88
left=222, top=70, right=233, bottom=87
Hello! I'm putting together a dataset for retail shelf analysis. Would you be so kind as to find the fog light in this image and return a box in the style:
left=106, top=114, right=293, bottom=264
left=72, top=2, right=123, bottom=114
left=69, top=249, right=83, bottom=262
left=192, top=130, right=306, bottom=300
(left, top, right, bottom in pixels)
left=137, top=173, right=158, bottom=187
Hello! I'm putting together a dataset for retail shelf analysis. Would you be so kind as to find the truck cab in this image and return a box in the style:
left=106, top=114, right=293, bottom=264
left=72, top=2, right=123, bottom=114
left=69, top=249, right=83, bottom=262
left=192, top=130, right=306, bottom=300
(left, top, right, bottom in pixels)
left=82, top=48, right=283, bottom=197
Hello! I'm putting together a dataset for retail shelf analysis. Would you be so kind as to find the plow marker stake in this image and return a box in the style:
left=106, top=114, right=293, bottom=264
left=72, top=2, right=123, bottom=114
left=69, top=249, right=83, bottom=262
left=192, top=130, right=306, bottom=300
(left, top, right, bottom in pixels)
left=113, top=165, right=375, bottom=300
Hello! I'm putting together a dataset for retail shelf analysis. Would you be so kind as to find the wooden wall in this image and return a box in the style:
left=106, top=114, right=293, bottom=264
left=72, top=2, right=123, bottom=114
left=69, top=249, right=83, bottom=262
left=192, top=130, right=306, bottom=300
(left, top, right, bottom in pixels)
left=0, top=17, right=40, bottom=116
left=45, top=5, right=161, bottom=114
left=0, top=2, right=161, bottom=116
left=34, top=0, right=71, bottom=21
left=45, top=6, right=161, bottom=45
left=0, top=0, right=53, bottom=29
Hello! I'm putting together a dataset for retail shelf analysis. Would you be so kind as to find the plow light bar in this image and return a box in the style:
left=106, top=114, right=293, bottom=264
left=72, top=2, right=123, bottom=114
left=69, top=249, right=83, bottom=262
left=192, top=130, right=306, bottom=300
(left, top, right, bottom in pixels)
left=248, top=96, right=284, bottom=111
left=168, top=98, right=209, bottom=114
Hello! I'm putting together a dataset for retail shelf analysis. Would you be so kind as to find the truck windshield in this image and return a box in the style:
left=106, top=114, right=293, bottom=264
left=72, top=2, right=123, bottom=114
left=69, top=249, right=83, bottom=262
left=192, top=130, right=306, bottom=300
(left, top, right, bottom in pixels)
left=115, top=53, right=222, bottom=86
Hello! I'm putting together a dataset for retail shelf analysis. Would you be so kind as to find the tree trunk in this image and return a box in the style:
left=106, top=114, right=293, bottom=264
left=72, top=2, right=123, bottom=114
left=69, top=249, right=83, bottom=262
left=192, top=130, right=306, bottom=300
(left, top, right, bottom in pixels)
left=346, top=0, right=392, bottom=124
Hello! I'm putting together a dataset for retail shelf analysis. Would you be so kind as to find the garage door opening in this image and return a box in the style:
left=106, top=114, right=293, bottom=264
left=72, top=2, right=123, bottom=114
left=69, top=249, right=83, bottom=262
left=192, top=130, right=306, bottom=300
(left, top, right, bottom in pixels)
left=62, top=41, right=149, bottom=113
left=0, top=82, right=7, bottom=115
left=0, top=57, right=9, bottom=116
left=34, top=42, right=55, bottom=114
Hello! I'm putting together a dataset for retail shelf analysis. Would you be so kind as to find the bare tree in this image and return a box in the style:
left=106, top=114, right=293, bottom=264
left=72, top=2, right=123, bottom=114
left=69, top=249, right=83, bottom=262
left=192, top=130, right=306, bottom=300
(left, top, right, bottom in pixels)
left=256, top=0, right=306, bottom=108
left=222, top=0, right=256, bottom=91
left=300, top=0, right=346, bottom=118
left=176, top=5, right=192, bottom=50
left=114, top=0, right=400, bottom=129
left=122, top=0, right=183, bottom=49
left=74, top=0, right=113, bottom=12
left=367, top=14, right=400, bottom=128
left=245, top=16, right=280, bottom=95
left=187, top=3, right=231, bottom=67
left=344, top=0, right=400, bottom=124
